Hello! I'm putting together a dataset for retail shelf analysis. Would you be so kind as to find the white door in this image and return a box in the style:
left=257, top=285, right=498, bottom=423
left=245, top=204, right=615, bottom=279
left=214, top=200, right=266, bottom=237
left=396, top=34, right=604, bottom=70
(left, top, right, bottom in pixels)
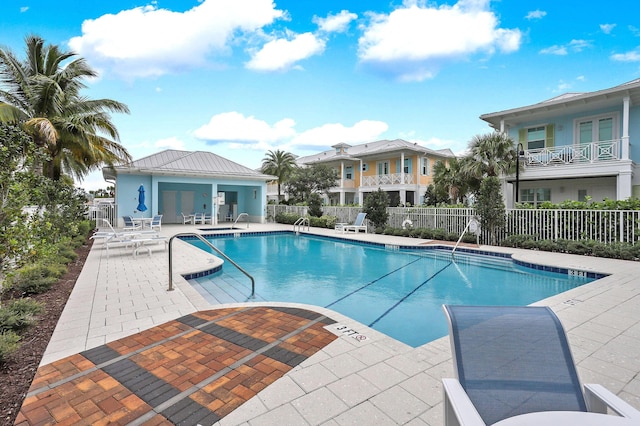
left=182, top=191, right=195, bottom=217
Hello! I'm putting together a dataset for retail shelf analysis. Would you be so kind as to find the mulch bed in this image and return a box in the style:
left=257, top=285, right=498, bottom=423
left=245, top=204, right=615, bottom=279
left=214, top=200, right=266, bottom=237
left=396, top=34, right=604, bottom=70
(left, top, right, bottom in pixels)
left=0, top=238, right=93, bottom=426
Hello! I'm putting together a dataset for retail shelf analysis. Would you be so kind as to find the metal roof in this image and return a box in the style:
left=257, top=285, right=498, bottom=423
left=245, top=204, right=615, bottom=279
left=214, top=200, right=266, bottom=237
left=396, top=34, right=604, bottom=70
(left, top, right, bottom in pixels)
left=480, top=79, right=640, bottom=129
left=106, top=150, right=275, bottom=181
left=296, top=138, right=456, bottom=165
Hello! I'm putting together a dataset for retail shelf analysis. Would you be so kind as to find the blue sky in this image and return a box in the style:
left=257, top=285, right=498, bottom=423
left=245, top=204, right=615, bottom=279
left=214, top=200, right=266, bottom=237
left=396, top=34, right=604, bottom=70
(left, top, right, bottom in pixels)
left=2, top=0, right=640, bottom=191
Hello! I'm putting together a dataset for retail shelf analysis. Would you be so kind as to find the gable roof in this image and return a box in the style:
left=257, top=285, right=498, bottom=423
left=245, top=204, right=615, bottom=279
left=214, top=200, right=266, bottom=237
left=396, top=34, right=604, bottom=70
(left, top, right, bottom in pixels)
left=480, top=79, right=640, bottom=129
left=296, top=139, right=455, bottom=165
left=104, top=149, right=275, bottom=181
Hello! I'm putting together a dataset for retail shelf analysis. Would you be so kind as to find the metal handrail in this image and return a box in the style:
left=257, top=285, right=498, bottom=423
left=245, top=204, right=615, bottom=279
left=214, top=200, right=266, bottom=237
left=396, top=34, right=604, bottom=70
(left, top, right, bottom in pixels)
left=168, top=233, right=255, bottom=297
left=234, top=212, right=249, bottom=228
left=293, top=217, right=309, bottom=233
left=452, top=217, right=479, bottom=260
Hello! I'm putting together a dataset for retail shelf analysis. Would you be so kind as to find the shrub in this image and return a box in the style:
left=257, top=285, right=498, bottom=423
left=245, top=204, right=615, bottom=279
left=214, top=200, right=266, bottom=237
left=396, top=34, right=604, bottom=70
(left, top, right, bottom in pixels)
left=0, top=331, right=20, bottom=364
left=0, top=298, right=44, bottom=333
left=274, top=212, right=301, bottom=225
left=308, top=215, right=337, bottom=229
left=4, top=262, right=66, bottom=295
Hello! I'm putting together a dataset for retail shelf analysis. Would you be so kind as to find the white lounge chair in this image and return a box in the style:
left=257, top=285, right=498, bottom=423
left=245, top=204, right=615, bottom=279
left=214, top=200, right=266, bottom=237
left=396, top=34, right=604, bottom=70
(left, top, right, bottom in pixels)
left=340, top=212, right=367, bottom=233
left=441, top=305, right=640, bottom=425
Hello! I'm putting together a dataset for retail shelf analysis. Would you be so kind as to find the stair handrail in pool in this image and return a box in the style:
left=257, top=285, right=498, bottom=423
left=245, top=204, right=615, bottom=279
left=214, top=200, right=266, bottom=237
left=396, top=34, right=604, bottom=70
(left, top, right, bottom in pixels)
left=293, top=217, right=310, bottom=233
left=234, top=212, right=249, bottom=228
left=452, top=217, right=479, bottom=260
left=168, top=233, right=255, bottom=297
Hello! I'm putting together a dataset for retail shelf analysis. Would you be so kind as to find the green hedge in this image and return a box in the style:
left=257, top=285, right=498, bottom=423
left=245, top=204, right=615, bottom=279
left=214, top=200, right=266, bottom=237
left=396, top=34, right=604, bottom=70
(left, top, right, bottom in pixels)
left=274, top=212, right=337, bottom=229
left=501, top=235, right=640, bottom=260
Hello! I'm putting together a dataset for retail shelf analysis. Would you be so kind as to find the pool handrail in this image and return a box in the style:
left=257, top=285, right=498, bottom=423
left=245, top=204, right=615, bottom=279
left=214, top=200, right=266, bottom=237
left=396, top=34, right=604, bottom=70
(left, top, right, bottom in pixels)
left=168, top=233, right=255, bottom=297
left=293, top=217, right=310, bottom=233
left=234, top=213, right=249, bottom=228
left=452, top=217, right=479, bottom=260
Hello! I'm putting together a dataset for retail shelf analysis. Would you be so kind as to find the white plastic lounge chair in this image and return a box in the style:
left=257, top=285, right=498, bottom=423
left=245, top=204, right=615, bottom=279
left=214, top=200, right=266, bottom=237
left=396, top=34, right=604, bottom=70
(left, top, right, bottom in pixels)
left=341, top=212, right=367, bottom=233
left=122, top=215, right=142, bottom=231
left=150, top=214, right=162, bottom=231
left=91, top=219, right=157, bottom=241
left=441, top=305, right=640, bottom=425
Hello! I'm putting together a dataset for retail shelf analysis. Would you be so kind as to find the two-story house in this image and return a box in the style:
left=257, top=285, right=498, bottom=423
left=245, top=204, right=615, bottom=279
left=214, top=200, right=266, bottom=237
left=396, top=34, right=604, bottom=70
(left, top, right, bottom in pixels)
left=481, top=79, right=640, bottom=207
left=293, top=139, right=455, bottom=206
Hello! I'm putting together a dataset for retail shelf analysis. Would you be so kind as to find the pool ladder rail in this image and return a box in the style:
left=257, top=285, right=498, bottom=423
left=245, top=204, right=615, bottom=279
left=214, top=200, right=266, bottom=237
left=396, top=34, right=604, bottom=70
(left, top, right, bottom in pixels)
left=167, top=233, right=255, bottom=298
left=452, top=217, right=480, bottom=260
left=293, top=217, right=310, bottom=234
left=234, top=212, right=250, bottom=228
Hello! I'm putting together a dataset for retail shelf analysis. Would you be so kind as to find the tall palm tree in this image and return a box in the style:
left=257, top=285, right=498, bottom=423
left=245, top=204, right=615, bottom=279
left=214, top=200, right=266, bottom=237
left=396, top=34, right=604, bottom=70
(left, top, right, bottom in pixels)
left=260, top=149, right=297, bottom=203
left=432, top=157, right=471, bottom=204
left=0, top=35, right=131, bottom=181
left=463, top=132, right=516, bottom=179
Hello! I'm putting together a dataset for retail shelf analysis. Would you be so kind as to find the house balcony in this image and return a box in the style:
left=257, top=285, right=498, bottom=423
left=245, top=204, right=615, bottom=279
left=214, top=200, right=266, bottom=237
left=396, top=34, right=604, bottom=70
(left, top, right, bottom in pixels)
left=361, top=173, right=415, bottom=187
left=523, top=139, right=621, bottom=167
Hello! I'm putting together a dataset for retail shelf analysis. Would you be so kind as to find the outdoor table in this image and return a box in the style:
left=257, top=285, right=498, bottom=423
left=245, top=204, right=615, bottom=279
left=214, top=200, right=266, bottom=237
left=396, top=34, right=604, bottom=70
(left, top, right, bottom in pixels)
left=132, top=217, right=153, bottom=229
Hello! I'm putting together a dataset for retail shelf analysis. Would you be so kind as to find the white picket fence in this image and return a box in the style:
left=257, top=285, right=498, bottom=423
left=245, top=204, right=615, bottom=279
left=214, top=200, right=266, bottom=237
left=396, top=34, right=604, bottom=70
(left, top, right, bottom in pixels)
left=266, top=205, right=640, bottom=244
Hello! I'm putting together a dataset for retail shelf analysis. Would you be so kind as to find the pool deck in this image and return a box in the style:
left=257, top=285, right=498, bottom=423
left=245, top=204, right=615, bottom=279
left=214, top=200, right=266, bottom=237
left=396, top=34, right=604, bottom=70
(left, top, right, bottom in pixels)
left=18, top=223, right=640, bottom=425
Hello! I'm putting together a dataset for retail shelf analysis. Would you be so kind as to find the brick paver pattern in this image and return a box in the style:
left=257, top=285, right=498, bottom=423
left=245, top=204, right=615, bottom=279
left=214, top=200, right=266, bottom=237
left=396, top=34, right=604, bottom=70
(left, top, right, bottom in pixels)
left=16, top=306, right=338, bottom=425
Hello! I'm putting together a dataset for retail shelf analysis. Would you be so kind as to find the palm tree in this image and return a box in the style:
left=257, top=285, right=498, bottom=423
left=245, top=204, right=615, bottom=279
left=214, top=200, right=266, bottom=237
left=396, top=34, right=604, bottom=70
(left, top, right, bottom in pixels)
left=432, top=157, right=471, bottom=204
left=463, top=132, right=516, bottom=179
left=0, top=35, right=131, bottom=181
left=260, top=149, right=297, bottom=203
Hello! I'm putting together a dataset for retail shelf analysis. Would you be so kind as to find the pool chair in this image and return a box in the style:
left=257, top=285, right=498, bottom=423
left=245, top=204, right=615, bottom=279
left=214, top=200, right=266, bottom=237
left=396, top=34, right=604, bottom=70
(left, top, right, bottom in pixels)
left=340, top=212, right=367, bottom=233
left=441, top=305, right=640, bottom=425
left=150, top=214, right=162, bottom=231
left=122, top=215, right=142, bottom=231
left=193, top=212, right=205, bottom=225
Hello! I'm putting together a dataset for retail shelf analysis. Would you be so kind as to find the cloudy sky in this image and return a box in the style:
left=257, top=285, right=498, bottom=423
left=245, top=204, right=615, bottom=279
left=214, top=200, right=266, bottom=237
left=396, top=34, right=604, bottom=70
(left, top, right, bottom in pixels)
left=2, top=0, right=640, bottom=190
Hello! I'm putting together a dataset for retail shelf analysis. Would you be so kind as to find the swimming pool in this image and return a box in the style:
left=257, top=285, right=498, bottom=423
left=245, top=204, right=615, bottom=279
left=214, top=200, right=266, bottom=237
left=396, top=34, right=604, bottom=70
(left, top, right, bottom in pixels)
left=186, top=233, right=599, bottom=347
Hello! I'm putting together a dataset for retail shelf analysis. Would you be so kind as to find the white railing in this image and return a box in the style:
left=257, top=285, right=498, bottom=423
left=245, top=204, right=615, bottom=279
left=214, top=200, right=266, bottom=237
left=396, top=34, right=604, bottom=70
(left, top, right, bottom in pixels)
left=87, top=202, right=117, bottom=225
left=361, top=173, right=415, bottom=187
left=266, top=205, right=640, bottom=245
left=525, top=139, right=620, bottom=167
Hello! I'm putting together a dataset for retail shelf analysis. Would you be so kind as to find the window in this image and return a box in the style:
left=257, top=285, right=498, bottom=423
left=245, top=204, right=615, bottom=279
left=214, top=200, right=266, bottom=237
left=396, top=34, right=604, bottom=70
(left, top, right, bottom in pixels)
left=421, top=157, right=430, bottom=175
left=404, top=158, right=412, bottom=173
left=527, top=127, right=545, bottom=150
left=377, top=161, right=389, bottom=175
left=519, top=125, right=554, bottom=150
left=578, top=189, right=587, bottom=202
left=519, top=187, right=551, bottom=207
left=576, top=115, right=616, bottom=144
left=345, top=166, right=353, bottom=180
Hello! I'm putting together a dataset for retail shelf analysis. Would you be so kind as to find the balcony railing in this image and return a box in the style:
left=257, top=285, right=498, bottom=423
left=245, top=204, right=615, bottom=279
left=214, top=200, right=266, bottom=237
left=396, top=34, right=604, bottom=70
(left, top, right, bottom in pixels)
left=525, top=139, right=620, bottom=167
left=361, top=173, right=415, bottom=187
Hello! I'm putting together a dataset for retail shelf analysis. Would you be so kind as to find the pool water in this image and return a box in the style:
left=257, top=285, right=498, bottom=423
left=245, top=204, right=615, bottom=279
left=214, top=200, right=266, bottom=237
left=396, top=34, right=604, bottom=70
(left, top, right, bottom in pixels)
left=187, top=233, right=596, bottom=347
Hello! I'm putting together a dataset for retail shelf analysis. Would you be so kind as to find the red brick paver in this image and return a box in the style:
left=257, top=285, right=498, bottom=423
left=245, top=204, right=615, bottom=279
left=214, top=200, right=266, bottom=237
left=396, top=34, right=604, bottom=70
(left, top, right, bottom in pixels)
left=16, top=306, right=337, bottom=426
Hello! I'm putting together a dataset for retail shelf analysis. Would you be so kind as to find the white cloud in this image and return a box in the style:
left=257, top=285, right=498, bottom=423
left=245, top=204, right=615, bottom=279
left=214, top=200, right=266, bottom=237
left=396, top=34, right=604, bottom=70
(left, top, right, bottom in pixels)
left=193, top=112, right=388, bottom=153
left=600, top=23, right=616, bottom=34
left=68, top=0, right=284, bottom=79
left=611, top=48, right=640, bottom=62
left=540, top=40, right=591, bottom=56
left=20, top=6, right=29, bottom=13
left=245, top=32, right=325, bottom=71
left=525, top=10, right=546, bottom=20
left=155, top=137, right=185, bottom=150
left=357, top=0, right=521, bottom=81
left=314, top=10, right=358, bottom=33
left=193, top=112, right=297, bottom=144
left=291, top=120, right=388, bottom=148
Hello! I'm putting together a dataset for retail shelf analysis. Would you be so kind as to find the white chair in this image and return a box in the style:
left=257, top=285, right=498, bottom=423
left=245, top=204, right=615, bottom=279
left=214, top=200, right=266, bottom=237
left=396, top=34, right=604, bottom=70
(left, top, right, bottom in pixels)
left=122, top=215, right=141, bottom=231
left=150, top=214, right=162, bottom=231
left=441, top=305, right=640, bottom=425
left=193, top=212, right=204, bottom=225
left=181, top=212, right=193, bottom=225
left=341, top=212, right=367, bottom=233
left=203, top=213, right=212, bottom=225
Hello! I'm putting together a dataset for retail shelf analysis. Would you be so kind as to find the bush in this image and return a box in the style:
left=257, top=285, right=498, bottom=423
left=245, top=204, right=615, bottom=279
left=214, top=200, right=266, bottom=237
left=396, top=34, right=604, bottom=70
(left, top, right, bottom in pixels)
left=308, top=215, right=337, bottom=229
left=0, top=298, right=44, bottom=333
left=4, top=262, right=66, bottom=295
left=0, top=331, right=20, bottom=364
left=274, top=212, right=301, bottom=225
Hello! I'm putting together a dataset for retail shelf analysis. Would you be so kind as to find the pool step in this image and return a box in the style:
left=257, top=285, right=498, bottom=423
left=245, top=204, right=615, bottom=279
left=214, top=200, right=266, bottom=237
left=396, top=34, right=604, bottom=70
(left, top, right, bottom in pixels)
left=190, top=271, right=261, bottom=304
left=424, top=250, right=519, bottom=273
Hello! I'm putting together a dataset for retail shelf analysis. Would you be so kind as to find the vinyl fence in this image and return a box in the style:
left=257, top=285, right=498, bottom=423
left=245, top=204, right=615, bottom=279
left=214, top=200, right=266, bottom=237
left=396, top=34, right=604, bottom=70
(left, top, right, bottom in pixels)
left=266, top=205, right=640, bottom=245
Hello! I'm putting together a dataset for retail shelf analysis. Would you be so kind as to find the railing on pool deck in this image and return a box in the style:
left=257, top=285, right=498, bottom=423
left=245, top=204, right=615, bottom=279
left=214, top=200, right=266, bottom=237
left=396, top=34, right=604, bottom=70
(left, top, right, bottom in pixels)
left=234, top=212, right=250, bottom=228
left=293, top=217, right=310, bottom=233
left=168, top=233, right=255, bottom=297
left=451, top=217, right=480, bottom=260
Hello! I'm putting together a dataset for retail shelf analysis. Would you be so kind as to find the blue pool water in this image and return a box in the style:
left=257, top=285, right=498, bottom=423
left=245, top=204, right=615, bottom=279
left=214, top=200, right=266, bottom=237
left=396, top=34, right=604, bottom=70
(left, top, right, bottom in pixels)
left=187, top=233, right=598, bottom=347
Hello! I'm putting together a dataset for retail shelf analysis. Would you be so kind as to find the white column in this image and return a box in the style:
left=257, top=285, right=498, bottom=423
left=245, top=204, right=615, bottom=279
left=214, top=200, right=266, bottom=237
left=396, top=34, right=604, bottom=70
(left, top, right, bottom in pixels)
left=358, top=160, right=363, bottom=206
left=400, top=152, right=405, bottom=185
left=622, top=96, right=630, bottom=160
left=339, top=161, right=345, bottom=205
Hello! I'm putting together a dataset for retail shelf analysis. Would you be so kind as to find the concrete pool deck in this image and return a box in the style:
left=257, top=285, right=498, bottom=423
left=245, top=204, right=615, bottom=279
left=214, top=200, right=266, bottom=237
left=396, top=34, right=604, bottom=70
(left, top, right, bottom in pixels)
left=21, top=223, right=640, bottom=424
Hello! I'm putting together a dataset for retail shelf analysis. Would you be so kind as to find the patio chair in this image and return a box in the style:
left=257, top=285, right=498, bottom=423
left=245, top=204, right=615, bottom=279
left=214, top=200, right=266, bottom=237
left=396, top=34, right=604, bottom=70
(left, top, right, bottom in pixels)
left=203, top=213, right=213, bottom=224
left=122, top=215, right=142, bottom=231
left=150, top=214, right=162, bottom=231
left=193, top=212, right=205, bottom=225
left=181, top=212, right=193, bottom=225
left=441, top=305, right=640, bottom=425
left=341, top=212, right=367, bottom=233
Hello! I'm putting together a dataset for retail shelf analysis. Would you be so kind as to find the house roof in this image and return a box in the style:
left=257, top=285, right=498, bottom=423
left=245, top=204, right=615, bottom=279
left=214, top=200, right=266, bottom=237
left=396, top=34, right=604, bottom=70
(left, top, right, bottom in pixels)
left=103, top=149, right=275, bottom=181
left=480, top=79, right=640, bottom=129
left=296, top=139, right=455, bottom=165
